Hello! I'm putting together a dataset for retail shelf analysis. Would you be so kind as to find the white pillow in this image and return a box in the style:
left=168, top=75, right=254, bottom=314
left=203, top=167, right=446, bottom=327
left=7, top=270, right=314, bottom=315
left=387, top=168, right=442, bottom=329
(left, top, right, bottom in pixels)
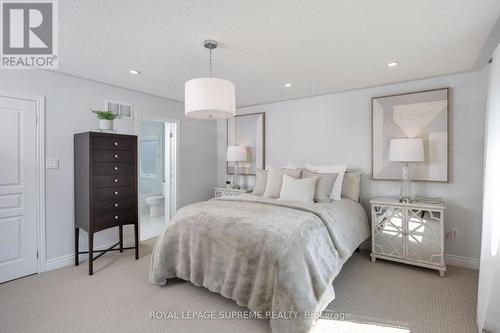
left=252, top=168, right=267, bottom=195
left=304, top=164, right=347, bottom=201
left=263, top=168, right=302, bottom=198
left=279, top=174, right=318, bottom=204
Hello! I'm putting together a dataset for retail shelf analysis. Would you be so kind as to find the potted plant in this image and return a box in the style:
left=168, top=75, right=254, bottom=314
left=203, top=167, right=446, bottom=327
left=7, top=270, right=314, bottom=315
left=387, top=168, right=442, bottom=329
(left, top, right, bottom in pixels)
left=91, top=109, right=120, bottom=130
left=225, top=180, right=232, bottom=189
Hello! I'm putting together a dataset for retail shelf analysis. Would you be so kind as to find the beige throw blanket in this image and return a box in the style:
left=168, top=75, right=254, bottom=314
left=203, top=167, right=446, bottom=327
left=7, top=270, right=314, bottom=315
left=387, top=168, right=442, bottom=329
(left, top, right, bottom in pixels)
left=150, top=194, right=369, bottom=333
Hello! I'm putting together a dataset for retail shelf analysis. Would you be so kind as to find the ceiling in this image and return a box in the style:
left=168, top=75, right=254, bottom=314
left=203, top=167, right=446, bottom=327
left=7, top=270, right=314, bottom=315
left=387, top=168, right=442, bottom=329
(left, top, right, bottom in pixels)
left=58, top=0, right=500, bottom=107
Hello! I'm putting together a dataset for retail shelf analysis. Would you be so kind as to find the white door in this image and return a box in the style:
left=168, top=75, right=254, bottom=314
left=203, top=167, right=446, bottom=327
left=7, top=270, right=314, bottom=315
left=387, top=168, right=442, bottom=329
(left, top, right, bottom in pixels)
left=0, top=96, right=38, bottom=283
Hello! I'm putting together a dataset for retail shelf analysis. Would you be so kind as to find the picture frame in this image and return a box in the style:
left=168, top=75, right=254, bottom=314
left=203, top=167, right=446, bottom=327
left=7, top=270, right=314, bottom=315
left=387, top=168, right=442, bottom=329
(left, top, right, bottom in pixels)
left=226, top=112, right=265, bottom=175
left=372, top=88, right=449, bottom=182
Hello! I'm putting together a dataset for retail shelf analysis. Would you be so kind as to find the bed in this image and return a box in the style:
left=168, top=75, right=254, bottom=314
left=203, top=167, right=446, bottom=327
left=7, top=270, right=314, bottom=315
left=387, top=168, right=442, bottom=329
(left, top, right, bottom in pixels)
left=149, top=188, right=370, bottom=333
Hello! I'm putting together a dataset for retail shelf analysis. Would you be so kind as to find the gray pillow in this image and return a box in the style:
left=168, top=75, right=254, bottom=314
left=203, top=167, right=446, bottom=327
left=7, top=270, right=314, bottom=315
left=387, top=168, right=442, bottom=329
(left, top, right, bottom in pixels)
left=302, top=169, right=338, bottom=203
left=252, top=169, right=267, bottom=195
left=263, top=168, right=302, bottom=198
left=341, top=172, right=361, bottom=201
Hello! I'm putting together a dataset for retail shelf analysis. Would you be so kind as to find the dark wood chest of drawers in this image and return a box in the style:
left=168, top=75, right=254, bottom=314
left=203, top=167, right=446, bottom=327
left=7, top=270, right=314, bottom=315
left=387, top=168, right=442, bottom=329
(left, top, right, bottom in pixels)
left=74, top=132, right=139, bottom=275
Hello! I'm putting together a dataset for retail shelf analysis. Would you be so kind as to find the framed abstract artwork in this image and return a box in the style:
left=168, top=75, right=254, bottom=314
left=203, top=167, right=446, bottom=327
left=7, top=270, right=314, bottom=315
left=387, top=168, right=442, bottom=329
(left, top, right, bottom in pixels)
left=372, top=88, right=449, bottom=182
left=226, top=112, right=265, bottom=175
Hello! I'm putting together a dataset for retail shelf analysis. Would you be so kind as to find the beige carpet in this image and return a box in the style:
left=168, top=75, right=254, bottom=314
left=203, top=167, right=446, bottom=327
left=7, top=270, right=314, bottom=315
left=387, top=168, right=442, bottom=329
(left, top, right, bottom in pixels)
left=0, top=240, right=478, bottom=333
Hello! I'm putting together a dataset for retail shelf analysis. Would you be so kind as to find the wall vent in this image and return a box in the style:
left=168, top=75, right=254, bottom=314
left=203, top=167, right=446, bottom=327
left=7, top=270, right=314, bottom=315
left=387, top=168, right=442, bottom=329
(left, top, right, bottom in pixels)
left=105, top=100, right=133, bottom=119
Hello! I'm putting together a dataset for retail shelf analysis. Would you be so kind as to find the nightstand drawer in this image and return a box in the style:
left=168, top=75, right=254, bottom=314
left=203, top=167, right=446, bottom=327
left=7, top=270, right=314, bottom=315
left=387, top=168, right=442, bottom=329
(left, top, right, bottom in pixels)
left=214, top=187, right=251, bottom=198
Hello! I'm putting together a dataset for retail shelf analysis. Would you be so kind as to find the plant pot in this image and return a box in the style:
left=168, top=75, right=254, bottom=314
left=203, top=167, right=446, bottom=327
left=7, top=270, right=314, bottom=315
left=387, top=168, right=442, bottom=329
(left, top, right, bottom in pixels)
left=99, top=119, right=113, bottom=130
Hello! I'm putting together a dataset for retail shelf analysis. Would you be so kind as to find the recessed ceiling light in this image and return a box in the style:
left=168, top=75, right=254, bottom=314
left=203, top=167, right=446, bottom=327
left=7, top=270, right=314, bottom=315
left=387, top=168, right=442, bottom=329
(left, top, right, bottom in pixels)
left=284, top=83, right=292, bottom=87
left=129, top=69, right=141, bottom=75
left=387, top=61, right=399, bottom=68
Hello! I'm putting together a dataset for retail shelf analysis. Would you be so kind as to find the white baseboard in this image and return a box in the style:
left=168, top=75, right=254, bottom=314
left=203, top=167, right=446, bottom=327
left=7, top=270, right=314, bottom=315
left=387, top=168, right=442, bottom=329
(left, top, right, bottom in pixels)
left=359, top=240, right=480, bottom=270
left=445, top=254, right=480, bottom=270
left=46, top=241, right=479, bottom=272
left=45, top=238, right=135, bottom=272
left=361, top=240, right=479, bottom=270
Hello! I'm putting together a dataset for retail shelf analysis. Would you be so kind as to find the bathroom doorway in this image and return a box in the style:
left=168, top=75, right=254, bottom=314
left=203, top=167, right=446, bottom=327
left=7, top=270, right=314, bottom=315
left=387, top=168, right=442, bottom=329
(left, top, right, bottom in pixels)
left=137, top=115, right=178, bottom=241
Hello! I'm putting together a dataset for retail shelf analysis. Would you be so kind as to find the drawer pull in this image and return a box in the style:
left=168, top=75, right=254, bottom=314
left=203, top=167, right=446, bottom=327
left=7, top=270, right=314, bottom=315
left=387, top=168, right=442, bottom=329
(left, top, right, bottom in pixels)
left=114, top=166, right=119, bottom=171
left=114, top=154, right=119, bottom=159
left=114, top=142, right=119, bottom=146
left=114, top=179, right=119, bottom=183
left=114, top=191, right=118, bottom=195
left=114, top=215, right=119, bottom=220
left=114, top=203, right=119, bottom=207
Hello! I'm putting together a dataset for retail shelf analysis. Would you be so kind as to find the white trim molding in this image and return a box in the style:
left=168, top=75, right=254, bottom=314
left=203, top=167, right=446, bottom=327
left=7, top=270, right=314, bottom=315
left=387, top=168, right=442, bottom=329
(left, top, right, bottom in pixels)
left=445, top=254, right=480, bottom=270
left=46, top=254, right=76, bottom=272
left=135, top=112, right=180, bottom=240
left=36, top=96, right=46, bottom=274
left=0, top=91, right=46, bottom=274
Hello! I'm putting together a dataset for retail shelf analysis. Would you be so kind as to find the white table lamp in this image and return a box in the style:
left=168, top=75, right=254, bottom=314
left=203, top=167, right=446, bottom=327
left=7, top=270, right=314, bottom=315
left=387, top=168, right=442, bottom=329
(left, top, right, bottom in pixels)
left=227, top=146, right=247, bottom=189
left=389, top=138, right=425, bottom=203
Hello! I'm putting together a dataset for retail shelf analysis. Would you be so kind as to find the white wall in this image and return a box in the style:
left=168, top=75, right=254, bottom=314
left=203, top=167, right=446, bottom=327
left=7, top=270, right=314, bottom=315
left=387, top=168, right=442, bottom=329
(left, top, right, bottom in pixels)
left=0, top=70, right=217, bottom=266
left=477, top=44, right=500, bottom=333
left=217, top=69, right=489, bottom=262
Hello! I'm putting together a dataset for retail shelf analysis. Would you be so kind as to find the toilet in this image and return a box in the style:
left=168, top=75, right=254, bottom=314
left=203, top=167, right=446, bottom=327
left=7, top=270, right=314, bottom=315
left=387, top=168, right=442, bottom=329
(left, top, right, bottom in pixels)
left=144, top=183, right=166, bottom=218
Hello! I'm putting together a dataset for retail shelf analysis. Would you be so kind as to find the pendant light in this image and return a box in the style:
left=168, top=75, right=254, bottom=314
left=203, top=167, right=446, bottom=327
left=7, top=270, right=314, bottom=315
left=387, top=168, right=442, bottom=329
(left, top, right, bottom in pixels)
left=185, top=40, right=236, bottom=119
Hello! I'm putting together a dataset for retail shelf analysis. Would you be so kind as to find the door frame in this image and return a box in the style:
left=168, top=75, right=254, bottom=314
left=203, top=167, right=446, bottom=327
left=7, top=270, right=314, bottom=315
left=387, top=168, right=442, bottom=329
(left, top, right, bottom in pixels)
left=135, top=112, right=180, bottom=234
left=0, top=91, right=46, bottom=274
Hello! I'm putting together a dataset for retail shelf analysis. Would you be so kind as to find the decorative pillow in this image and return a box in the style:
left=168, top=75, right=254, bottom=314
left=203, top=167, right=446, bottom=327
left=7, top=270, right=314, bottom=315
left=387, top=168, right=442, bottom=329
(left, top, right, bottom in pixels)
left=252, top=169, right=267, bottom=195
left=341, top=172, right=361, bottom=202
left=262, top=168, right=302, bottom=198
left=304, top=164, right=347, bottom=201
left=302, top=169, right=338, bottom=203
left=279, top=174, right=318, bottom=204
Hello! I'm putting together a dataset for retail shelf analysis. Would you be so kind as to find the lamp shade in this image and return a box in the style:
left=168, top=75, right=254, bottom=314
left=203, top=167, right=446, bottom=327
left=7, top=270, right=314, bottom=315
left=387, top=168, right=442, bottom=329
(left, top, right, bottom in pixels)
left=185, top=78, right=236, bottom=119
left=389, top=138, right=425, bottom=162
left=226, top=146, right=247, bottom=162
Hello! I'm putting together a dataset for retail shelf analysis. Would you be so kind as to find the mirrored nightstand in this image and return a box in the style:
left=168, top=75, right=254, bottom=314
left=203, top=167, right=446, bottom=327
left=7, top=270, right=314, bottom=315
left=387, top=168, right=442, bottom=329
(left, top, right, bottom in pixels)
left=214, top=187, right=251, bottom=198
left=370, top=197, right=446, bottom=277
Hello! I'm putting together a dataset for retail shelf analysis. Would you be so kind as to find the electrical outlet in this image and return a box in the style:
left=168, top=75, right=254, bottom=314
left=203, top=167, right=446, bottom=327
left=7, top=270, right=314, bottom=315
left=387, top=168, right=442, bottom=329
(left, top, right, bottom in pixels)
left=46, top=158, right=59, bottom=169
left=451, top=228, right=460, bottom=239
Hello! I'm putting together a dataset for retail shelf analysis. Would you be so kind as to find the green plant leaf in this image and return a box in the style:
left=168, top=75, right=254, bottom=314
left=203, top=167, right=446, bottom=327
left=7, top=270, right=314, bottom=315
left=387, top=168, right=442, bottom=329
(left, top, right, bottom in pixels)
left=90, top=109, right=120, bottom=120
